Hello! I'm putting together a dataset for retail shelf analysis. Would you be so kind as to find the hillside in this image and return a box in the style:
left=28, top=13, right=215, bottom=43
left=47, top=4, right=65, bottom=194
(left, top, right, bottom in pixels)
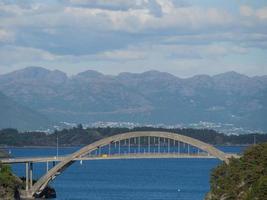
left=0, top=91, right=52, bottom=130
left=206, top=143, right=267, bottom=200
left=0, top=149, right=9, bottom=158
left=0, top=127, right=266, bottom=147
left=0, top=67, right=266, bottom=131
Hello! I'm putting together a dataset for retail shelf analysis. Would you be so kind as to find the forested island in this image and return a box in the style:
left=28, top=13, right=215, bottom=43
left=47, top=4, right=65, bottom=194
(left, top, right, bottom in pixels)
left=206, top=142, right=267, bottom=200
left=0, top=126, right=266, bottom=147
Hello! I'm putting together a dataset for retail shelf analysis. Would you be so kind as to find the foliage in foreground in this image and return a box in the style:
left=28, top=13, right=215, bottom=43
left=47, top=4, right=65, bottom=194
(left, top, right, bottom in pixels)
left=206, top=143, right=267, bottom=200
left=0, top=164, right=22, bottom=200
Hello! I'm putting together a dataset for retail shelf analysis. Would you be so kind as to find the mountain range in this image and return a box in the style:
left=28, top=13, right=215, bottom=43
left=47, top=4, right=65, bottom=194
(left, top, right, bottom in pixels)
left=0, top=67, right=266, bottom=131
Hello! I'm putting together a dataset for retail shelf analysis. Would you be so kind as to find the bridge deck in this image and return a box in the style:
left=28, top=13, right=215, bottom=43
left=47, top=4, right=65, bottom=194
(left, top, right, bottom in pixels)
left=0, top=153, right=239, bottom=164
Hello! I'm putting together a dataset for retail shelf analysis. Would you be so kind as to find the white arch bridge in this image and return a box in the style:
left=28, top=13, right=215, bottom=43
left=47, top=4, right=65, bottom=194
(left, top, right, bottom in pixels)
left=0, top=131, right=239, bottom=199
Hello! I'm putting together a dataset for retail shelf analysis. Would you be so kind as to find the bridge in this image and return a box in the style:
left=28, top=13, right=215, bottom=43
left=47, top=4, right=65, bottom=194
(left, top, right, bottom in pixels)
left=0, top=131, right=239, bottom=199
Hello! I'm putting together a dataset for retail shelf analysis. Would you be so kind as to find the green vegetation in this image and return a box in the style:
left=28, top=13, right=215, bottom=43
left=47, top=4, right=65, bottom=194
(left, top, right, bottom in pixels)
left=206, top=143, right=267, bottom=200
left=0, top=126, right=266, bottom=147
left=0, top=164, right=23, bottom=199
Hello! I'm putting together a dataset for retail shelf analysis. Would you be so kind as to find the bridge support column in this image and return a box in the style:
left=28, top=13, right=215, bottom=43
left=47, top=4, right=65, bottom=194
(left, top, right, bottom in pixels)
left=118, top=140, right=120, bottom=155
left=128, top=139, right=130, bottom=153
left=168, top=139, right=170, bottom=153
left=138, top=137, right=140, bottom=153
left=188, top=144, right=190, bottom=155
left=178, top=141, right=180, bottom=154
left=148, top=137, right=150, bottom=153
left=25, top=162, right=29, bottom=191
left=46, top=161, right=49, bottom=172
left=30, top=162, right=33, bottom=188
left=158, top=137, right=160, bottom=153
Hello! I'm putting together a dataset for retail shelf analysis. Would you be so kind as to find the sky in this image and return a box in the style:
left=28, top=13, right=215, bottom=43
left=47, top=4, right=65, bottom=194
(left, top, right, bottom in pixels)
left=0, top=0, right=267, bottom=77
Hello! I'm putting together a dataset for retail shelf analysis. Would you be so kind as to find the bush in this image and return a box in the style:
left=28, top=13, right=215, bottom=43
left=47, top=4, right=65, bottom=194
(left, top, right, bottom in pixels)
left=0, top=164, right=15, bottom=187
left=207, top=143, right=267, bottom=200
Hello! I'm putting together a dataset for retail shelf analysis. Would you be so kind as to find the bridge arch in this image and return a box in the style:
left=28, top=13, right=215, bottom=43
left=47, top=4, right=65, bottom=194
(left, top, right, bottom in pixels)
left=27, top=131, right=229, bottom=197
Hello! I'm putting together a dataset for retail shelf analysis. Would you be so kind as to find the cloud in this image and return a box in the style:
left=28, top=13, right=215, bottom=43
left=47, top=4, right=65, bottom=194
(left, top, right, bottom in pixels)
left=62, top=4, right=233, bottom=33
left=66, top=0, right=164, bottom=17
left=240, top=5, right=254, bottom=17
left=0, top=0, right=266, bottom=77
left=66, top=0, right=142, bottom=11
left=0, top=29, right=14, bottom=42
left=0, top=45, right=58, bottom=65
left=99, top=48, right=147, bottom=61
left=240, top=5, right=267, bottom=20
left=257, top=7, right=267, bottom=20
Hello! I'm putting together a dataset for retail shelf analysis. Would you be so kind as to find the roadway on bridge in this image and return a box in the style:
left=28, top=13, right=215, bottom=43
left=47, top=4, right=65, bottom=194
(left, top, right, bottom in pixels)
left=1, top=153, right=230, bottom=164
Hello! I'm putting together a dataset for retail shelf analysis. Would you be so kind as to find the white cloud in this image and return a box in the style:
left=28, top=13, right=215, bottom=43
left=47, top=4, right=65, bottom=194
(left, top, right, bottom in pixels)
left=0, top=45, right=58, bottom=65
left=256, top=7, right=267, bottom=20
left=63, top=4, right=233, bottom=33
left=240, top=5, right=267, bottom=20
left=240, top=5, right=254, bottom=17
left=0, top=29, right=14, bottom=42
left=90, top=41, right=249, bottom=65
left=100, top=49, right=146, bottom=61
left=0, top=1, right=266, bottom=77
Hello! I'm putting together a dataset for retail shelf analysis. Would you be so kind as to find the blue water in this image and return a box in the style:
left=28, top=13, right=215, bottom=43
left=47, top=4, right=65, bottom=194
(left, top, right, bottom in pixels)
left=6, top=146, right=245, bottom=200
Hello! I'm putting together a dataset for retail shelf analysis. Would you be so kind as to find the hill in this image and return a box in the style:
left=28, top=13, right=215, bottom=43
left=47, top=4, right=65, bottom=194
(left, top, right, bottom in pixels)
left=206, top=143, right=267, bottom=200
left=0, top=127, right=266, bottom=147
left=0, top=149, right=9, bottom=158
left=0, top=91, right=52, bottom=130
left=0, top=67, right=266, bottom=131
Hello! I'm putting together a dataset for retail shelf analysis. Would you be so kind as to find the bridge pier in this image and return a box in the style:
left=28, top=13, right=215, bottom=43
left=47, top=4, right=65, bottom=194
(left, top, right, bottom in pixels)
left=20, top=190, right=34, bottom=200
left=188, top=144, right=190, bottom=155
left=25, top=162, right=34, bottom=191
left=30, top=162, right=33, bottom=188
left=118, top=140, right=120, bottom=155
left=46, top=161, right=49, bottom=173
left=128, top=138, right=130, bottom=153
left=25, top=162, right=29, bottom=191
left=138, top=137, right=140, bottom=153
left=148, top=137, right=150, bottom=152
left=168, top=138, right=170, bottom=153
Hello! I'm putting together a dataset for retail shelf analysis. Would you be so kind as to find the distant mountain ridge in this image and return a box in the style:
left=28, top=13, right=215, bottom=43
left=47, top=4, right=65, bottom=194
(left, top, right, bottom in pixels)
left=0, top=67, right=266, bottom=131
